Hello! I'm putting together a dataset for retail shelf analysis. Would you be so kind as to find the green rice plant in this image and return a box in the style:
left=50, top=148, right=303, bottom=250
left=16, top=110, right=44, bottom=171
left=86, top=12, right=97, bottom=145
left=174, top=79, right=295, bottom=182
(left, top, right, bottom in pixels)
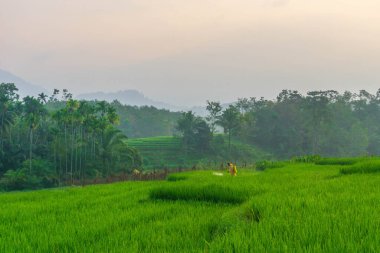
left=340, top=160, right=380, bottom=174
left=150, top=184, right=248, bottom=204
left=291, top=155, right=321, bottom=163
left=255, top=160, right=287, bottom=170
left=206, top=203, right=261, bottom=241
left=315, top=157, right=363, bottom=165
left=1, top=162, right=380, bottom=252
left=166, top=174, right=188, bottom=182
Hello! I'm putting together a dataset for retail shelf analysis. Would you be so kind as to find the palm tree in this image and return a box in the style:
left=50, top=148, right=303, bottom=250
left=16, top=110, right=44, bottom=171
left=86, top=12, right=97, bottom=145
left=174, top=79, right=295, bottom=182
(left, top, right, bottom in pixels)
left=99, top=127, right=128, bottom=177
left=0, top=83, right=18, bottom=152
left=23, top=96, right=47, bottom=172
left=37, top=93, right=48, bottom=104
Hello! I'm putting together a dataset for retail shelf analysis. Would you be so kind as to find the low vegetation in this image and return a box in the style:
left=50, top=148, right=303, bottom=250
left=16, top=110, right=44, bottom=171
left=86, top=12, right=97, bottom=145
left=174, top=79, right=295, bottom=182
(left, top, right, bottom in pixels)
left=128, top=136, right=270, bottom=169
left=1, top=160, right=380, bottom=252
left=340, top=160, right=380, bottom=174
left=315, top=157, right=364, bottom=165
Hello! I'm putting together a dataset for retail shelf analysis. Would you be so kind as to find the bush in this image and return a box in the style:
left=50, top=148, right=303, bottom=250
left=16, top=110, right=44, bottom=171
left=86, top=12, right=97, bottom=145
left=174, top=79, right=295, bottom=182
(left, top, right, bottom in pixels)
left=0, top=159, right=57, bottom=191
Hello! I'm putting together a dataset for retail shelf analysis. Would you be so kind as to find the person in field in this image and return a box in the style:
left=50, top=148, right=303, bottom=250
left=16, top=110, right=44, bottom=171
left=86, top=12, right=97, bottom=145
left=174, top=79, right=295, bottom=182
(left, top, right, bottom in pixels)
left=227, top=162, right=237, bottom=176
left=232, top=164, right=237, bottom=176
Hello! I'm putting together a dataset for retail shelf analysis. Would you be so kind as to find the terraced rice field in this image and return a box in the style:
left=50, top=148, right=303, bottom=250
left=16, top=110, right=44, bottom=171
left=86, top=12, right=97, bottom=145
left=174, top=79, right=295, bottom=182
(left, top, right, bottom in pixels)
left=127, top=136, right=202, bottom=168
left=1, top=158, right=380, bottom=252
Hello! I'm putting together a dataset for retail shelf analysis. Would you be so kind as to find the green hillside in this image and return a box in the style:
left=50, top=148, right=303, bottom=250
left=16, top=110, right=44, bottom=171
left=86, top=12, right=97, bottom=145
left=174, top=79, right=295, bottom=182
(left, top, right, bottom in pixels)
left=1, top=159, right=380, bottom=252
left=127, top=136, right=270, bottom=169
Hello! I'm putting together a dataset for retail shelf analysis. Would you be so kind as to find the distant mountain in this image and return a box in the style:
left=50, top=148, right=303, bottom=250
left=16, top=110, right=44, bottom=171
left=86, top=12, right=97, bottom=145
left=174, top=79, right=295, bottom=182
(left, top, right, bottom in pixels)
left=0, top=69, right=47, bottom=98
left=77, top=90, right=190, bottom=112
left=78, top=90, right=228, bottom=116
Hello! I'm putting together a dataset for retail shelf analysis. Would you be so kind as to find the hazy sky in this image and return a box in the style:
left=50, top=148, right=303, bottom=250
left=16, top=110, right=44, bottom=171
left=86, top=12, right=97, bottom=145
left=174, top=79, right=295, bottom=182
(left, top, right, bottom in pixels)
left=1, top=0, right=380, bottom=106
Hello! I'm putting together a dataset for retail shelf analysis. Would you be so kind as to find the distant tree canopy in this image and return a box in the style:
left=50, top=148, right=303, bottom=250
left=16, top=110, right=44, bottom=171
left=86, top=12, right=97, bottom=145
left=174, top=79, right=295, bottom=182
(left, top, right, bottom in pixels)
left=3, top=82, right=380, bottom=191
left=111, top=100, right=182, bottom=138
left=0, top=83, right=141, bottom=191
left=205, top=89, right=380, bottom=159
left=176, top=111, right=212, bottom=153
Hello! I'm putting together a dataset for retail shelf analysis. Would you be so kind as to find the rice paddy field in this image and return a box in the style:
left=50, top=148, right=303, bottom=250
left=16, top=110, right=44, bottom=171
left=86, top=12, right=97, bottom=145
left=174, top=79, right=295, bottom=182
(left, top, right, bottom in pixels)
left=127, top=136, right=269, bottom=169
left=127, top=136, right=201, bottom=169
left=1, top=158, right=380, bottom=252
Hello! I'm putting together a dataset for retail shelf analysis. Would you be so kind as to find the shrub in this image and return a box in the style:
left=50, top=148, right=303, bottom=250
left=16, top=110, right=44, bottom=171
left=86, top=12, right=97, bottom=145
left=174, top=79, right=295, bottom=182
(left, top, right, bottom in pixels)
left=0, top=159, right=57, bottom=191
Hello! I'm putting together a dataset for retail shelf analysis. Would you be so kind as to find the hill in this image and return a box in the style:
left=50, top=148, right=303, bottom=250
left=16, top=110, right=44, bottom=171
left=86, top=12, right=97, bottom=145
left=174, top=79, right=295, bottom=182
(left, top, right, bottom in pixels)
left=127, top=136, right=271, bottom=169
left=1, top=160, right=380, bottom=251
left=77, top=90, right=189, bottom=112
left=78, top=90, right=210, bottom=115
left=0, top=69, right=46, bottom=97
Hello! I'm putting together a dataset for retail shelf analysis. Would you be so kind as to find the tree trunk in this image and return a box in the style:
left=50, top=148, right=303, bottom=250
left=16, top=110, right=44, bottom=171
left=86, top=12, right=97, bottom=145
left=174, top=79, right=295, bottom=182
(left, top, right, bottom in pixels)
left=65, top=125, right=68, bottom=182
left=29, top=127, right=33, bottom=173
left=228, top=129, right=231, bottom=153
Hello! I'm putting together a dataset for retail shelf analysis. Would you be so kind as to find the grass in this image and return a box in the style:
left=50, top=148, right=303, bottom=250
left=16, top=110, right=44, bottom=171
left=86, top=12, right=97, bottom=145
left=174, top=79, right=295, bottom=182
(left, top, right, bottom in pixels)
left=166, top=174, right=188, bottom=181
left=150, top=183, right=250, bottom=204
left=314, top=157, right=365, bottom=165
left=1, top=159, right=380, bottom=252
left=340, top=160, right=380, bottom=174
left=255, top=160, right=288, bottom=170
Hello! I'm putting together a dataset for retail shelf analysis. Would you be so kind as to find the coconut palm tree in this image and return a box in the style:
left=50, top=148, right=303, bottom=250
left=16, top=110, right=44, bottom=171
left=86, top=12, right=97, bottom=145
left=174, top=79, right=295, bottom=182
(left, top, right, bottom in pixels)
left=22, top=96, right=47, bottom=172
left=99, top=127, right=128, bottom=177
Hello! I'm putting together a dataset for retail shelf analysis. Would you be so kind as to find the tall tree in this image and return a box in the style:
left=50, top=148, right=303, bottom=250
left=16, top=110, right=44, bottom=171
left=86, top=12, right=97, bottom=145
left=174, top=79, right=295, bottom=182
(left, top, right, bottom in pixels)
left=22, top=96, right=47, bottom=172
left=176, top=111, right=212, bottom=153
left=218, top=105, right=240, bottom=151
left=206, top=101, right=222, bottom=134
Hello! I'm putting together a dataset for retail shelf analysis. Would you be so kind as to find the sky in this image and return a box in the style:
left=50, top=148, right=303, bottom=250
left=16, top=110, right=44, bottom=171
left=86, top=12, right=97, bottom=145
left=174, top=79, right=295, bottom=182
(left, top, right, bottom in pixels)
left=1, top=0, right=380, bottom=106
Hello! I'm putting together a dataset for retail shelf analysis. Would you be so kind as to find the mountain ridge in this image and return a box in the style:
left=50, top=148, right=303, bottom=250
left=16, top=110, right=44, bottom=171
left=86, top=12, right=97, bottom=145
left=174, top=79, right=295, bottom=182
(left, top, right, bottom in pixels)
left=0, top=69, right=47, bottom=97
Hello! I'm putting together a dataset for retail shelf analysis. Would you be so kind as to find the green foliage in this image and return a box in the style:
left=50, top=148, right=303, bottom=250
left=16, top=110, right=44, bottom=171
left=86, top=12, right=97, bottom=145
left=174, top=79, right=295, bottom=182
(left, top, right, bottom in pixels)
left=1, top=164, right=380, bottom=251
left=150, top=184, right=247, bottom=204
left=0, top=159, right=56, bottom=190
left=340, top=160, right=380, bottom=174
left=0, top=84, right=142, bottom=190
left=206, top=100, right=222, bottom=134
left=255, top=160, right=287, bottom=170
left=315, top=157, right=364, bottom=165
left=234, top=89, right=380, bottom=159
left=218, top=105, right=240, bottom=149
left=166, top=174, right=188, bottom=181
left=291, top=155, right=321, bottom=163
left=128, top=136, right=270, bottom=169
left=111, top=101, right=182, bottom=138
left=176, top=111, right=212, bottom=153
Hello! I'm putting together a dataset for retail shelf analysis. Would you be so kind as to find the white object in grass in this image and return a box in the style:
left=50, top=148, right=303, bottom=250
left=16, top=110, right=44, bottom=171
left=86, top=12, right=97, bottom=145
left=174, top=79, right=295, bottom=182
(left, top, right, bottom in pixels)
left=212, top=172, right=224, bottom=176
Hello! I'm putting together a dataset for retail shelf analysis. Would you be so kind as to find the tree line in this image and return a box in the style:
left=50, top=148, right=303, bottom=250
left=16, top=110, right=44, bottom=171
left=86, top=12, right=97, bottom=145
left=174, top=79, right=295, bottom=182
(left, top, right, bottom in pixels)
left=179, top=89, right=380, bottom=159
left=3, top=82, right=380, bottom=190
left=0, top=83, right=141, bottom=190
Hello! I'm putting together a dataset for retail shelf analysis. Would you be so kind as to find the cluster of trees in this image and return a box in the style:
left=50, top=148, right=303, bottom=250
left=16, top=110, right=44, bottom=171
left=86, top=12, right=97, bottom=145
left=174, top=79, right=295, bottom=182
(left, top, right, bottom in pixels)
left=203, top=89, right=380, bottom=159
left=3, top=81, right=380, bottom=190
left=0, top=83, right=141, bottom=190
left=175, top=103, right=244, bottom=158
left=175, top=111, right=213, bottom=154
left=112, top=101, right=182, bottom=138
